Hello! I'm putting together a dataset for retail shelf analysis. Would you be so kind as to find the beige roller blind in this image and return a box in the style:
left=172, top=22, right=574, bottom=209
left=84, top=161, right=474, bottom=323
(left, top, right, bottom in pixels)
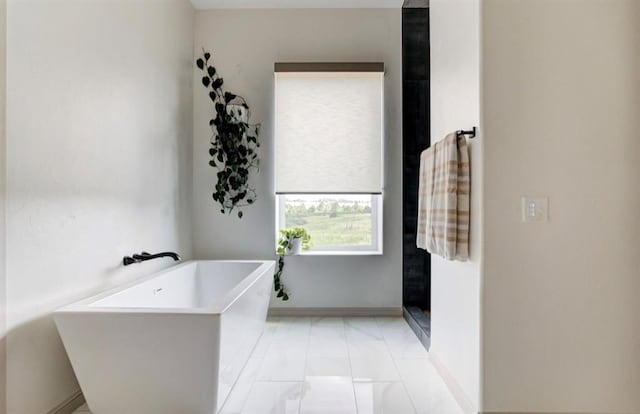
left=274, top=65, right=384, bottom=194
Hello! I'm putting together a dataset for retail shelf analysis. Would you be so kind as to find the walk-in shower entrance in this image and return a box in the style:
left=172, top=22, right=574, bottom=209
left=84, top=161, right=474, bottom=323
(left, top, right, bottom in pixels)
left=401, top=0, right=431, bottom=349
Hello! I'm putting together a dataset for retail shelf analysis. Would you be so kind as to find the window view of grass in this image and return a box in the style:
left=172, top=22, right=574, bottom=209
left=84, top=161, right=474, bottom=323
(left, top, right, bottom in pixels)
left=283, top=195, right=373, bottom=248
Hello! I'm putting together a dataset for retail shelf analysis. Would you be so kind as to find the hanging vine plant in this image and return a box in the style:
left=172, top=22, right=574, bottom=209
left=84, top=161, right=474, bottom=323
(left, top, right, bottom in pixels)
left=196, top=49, right=260, bottom=218
left=273, top=227, right=311, bottom=301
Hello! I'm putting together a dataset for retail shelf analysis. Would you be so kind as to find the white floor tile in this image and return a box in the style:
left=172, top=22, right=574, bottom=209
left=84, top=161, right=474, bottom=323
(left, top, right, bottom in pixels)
left=305, top=357, right=351, bottom=378
left=347, top=339, right=391, bottom=358
left=310, top=316, right=345, bottom=328
left=307, top=336, right=348, bottom=358
left=310, top=324, right=346, bottom=340
left=252, top=334, right=274, bottom=358
left=299, top=377, right=357, bottom=414
left=273, top=317, right=311, bottom=338
left=377, top=319, right=427, bottom=356
left=344, top=317, right=383, bottom=341
left=354, top=382, right=416, bottom=414
left=275, top=337, right=310, bottom=355
left=74, top=317, right=462, bottom=414
left=377, top=319, right=421, bottom=340
left=242, top=382, right=303, bottom=414
left=308, top=317, right=347, bottom=358
left=270, top=319, right=310, bottom=355
left=220, top=358, right=264, bottom=414
left=384, top=336, right=429, bottom=359
left=350, top=353, right=401, bottom=382
left=395, top=359, right=463, bottom=414
left=376, top=317, right=415, bottom=333
left=257, top=346, right=307, bottom=381
left=252, top=323, right=280, bottom=358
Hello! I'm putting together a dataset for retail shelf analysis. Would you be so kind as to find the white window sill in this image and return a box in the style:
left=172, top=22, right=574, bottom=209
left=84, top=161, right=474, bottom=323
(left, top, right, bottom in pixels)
left=290, top=250, right=383, bottom=256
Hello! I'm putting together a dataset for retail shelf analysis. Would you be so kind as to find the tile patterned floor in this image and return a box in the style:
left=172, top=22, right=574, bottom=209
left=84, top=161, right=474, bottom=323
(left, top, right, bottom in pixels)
left=73, top=317, right=463, bottom=414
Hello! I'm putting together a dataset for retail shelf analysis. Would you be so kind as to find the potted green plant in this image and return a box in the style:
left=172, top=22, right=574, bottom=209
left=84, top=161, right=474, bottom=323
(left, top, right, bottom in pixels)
left=273, top=227, right=311, bottom=301
left=277, top=227, right=311, bottom=255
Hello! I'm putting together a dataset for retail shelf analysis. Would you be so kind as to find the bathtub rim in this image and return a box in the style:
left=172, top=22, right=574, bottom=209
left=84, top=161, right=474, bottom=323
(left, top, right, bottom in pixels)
left=54, top=259, right=275, bottom=316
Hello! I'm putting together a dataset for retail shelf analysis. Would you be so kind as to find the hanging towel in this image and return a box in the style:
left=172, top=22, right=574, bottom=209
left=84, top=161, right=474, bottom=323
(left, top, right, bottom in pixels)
left=416, top=132, right=470, bottom=261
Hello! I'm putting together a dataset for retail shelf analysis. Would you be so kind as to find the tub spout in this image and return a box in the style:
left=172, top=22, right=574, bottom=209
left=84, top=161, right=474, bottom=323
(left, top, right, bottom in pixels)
left=122, top=251, right=180, bottom=266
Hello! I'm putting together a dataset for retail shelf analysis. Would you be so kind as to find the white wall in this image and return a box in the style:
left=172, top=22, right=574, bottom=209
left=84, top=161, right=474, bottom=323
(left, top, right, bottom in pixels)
left=193, top=9, right=402, bottom=310
left=429, top=0, right=481, bottom=411
left=481, top=1, right=640, bottom=412
left=5, top=0, right=194, bottom=412
left=0, top=0, right=6, bottom=411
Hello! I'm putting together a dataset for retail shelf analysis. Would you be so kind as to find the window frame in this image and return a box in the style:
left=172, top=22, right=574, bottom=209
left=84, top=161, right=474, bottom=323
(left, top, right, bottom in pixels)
left=275, top=194, right=383, bottom=256
left=273, top=62, right=385, bottom=256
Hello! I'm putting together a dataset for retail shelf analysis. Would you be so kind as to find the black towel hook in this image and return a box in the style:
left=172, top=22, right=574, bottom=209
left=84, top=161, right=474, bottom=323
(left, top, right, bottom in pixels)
left=456, top=126, right=477, bottom=139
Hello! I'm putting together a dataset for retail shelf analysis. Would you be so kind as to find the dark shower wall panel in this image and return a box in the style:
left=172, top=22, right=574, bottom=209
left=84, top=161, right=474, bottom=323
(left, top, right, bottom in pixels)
left=402, top=6, right=430, bottom=309
left=402, top=9, right=429, bottom=80
left=402, top=80, right=430, bottom=308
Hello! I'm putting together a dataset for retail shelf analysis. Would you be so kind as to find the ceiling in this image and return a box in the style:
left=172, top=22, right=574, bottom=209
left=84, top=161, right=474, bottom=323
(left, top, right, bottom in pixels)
left=190, top=0, right=404, bottom=9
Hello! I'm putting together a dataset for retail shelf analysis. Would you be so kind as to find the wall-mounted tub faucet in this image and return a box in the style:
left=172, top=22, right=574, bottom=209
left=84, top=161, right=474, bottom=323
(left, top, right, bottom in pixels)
left=122, top=251, right=181, bottom=266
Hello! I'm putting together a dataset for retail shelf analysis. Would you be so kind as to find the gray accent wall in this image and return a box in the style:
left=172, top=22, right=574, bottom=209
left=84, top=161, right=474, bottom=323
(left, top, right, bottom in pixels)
left=193, top=9, right=403, bottom=310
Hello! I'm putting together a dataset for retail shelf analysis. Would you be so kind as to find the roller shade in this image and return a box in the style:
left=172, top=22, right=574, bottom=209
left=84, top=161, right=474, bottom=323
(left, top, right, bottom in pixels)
left=274, top=64, right=384, bottom=194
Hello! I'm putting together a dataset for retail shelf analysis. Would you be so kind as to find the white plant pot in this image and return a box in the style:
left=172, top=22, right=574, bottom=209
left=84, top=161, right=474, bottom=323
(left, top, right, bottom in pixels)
left=288, top=237, right=303, bottom=255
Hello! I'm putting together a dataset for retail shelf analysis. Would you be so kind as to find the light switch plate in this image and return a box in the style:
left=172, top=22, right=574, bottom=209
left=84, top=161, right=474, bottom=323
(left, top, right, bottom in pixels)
left=522, top=197, right=548, bottom=223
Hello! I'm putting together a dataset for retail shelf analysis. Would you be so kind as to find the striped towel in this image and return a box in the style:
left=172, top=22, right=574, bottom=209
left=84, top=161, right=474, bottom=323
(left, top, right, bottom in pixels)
left=416, top=132, right=470, bottom=261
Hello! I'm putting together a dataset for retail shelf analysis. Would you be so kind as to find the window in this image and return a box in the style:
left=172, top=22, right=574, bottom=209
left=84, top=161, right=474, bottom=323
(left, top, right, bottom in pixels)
left=274, top=63, right=384, bottom=254
left=277, top=194, right=382, bottom=254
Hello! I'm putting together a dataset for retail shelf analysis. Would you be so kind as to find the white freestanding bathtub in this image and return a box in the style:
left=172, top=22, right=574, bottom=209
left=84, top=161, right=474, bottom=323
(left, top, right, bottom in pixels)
left=54, top=260, right=275, bottom=414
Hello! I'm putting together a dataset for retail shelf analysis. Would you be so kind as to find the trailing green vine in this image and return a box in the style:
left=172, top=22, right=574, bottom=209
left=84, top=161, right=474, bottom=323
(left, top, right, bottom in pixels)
left=273, top=256, right=288, bottom=301
left=196, top=49, right=260, bottom=218
left=274, top=228, right=311, bottom=301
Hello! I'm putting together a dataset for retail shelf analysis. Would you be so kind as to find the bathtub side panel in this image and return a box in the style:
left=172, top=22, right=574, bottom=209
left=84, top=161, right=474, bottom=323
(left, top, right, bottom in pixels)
left=54, top=313, right=220, bottom=414
left=217, top=265, right=273, bottom=410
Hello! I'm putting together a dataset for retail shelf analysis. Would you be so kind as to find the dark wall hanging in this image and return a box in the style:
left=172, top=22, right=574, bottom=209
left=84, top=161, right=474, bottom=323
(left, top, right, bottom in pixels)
left=196, top=49, right=260, bottom=219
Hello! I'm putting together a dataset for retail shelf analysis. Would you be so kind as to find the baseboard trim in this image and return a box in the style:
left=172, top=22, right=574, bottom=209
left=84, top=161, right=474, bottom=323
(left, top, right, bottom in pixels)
left=429, top=350, right=477, bottom=414
left=268, top=307, right=403, bottom=317
left=47, top=390, right=85, bottom=414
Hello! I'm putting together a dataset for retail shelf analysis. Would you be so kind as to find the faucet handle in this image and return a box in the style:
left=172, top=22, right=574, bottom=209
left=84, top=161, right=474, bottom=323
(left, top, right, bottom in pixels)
left=123, top=251, right=179, bottom=266
left=123, top=256, right=137, bottom=266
